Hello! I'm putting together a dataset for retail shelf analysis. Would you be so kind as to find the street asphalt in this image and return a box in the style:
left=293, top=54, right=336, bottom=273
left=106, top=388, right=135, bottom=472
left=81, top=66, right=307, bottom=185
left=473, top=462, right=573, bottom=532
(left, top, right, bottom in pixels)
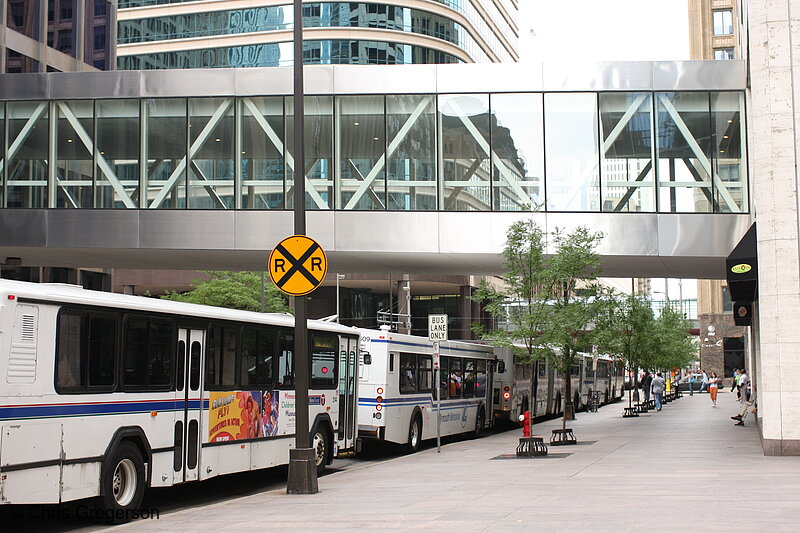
left=108, top=389, right=795, bottom=532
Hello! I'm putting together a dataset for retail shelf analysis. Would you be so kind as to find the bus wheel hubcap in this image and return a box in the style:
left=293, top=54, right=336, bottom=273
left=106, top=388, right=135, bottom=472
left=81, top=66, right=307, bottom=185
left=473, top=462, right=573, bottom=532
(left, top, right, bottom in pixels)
left=113, top=459, right=136, bottom=506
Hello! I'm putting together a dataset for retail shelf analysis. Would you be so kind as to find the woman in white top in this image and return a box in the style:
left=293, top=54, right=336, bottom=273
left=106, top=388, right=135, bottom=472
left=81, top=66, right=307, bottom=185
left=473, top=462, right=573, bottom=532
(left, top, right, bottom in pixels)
left=708, top=372, right=719, bottom=407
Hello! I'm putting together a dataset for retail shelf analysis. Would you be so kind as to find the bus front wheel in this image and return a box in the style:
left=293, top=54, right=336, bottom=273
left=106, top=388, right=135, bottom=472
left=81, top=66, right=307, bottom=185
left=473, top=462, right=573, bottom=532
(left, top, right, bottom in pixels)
left=405, top=416, right=422, bottom=454
left=100, top=441, right=145, bottom=522
left=311, top=428, right=330, bottom=476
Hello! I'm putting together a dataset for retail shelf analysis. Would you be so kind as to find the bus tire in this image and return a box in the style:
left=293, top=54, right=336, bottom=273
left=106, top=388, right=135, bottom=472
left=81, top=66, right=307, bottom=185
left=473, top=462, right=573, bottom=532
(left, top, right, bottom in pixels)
left=405, top=415, right=422, bottom=454
left=100, top=441, right=145, bottom=523
left=311, top=427, right=331, bottom=477
left=605, top=390, right=610, bottom=405
left=473, top=407, right=485, bottom=438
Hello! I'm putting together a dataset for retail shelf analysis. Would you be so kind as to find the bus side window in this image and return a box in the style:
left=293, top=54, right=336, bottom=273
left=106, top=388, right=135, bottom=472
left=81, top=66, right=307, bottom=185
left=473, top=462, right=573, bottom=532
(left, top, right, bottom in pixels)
left=389, top=353, right=394, bottom=372
left=463, top=360, right=475, bottom=398
left=206, top=325, right=237, bottom=390
left=241, top=326, right=276, bottom=389
left=311, top=333, right=337, bottom=389
left=399, top=353, right=417, bottom=394
left=475, top=360, right=487, bottom=397
left=449, top=358, right=463, bottom=398
left=418, top=355, right=432, bottom=392
left=123, top=316, right=173, bottom=390
left=56, top=311, right=117, bottom=392
left=278, top=330, right=294, bottom=388
left=439, top=357, right=449, bottom=400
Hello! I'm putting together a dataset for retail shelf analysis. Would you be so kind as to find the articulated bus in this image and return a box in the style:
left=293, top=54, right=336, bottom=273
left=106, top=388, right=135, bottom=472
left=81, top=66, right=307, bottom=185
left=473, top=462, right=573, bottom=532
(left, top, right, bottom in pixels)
left=357, top=327, right=495, bottom=452
left=492, top=347, right=625, bottom=424
left=0, top=280, right=359, bottom=514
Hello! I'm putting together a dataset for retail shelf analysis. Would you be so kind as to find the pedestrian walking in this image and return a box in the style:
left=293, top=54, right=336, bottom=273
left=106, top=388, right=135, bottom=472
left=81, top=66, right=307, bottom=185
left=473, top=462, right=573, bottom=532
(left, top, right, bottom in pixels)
left=731, top=369, right=739, bottom=393
left=699, top=370, right=709, bottom=393
left=708, top=372, right=719, bottom=407
left=739, top=369, right=750, bottom=402
left=652, top=372, right=666, bottom=411
left=689, top=373, right=695, bottom=395
left=640, top=371, right=653, bottom=403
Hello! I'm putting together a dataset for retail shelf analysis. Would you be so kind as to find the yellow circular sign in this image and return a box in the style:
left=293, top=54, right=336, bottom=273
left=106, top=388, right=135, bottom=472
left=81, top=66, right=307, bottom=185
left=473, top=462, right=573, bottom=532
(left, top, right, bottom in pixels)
left=731, top=263, right=752, bottom=274
left=268, top=235, right=328, bottom=296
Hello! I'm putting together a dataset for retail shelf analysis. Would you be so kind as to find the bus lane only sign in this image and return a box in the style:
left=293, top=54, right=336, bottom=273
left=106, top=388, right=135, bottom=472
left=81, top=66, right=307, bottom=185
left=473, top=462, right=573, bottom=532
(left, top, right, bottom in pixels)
left=268, top=235, right=328, bottom=296
left=428, top=314, right=448, bottom=342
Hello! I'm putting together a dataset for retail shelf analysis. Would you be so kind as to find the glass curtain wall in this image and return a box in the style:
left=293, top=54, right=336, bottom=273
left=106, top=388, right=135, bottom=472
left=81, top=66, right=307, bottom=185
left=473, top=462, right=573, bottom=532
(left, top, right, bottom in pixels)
left=6, top=101, right=49, bottom=208
left=386, top=95, right=436, bottom=210
left=188, top=98, right=234, bottom=208
left=490, top=93, right=544, bottom=211
left=545, top=93, right=600, bottom=211
left=655, top=92, right=713, bottom=213
left=240, top=97, right=284, bottom=209
left=286, top=96, right=333, bottom=209
left=96, top=99, right=139, bottom=208
left=439, top=94, right=490, bottom=211
left=0, top=91, right=748, bottom=212
left=711, top=92, right=747, bottom=213
left=55, top=100, right=94, bottom=208
left=599, top=93, right=655, bottom=212
left=144, top=98, right=186, bottom=208
left=336, top=96, right=385, bottom=210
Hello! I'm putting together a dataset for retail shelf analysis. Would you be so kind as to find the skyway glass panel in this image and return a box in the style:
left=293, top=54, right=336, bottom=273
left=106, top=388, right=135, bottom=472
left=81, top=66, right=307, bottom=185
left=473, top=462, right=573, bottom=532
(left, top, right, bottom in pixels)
left=0, top=89, right=747, bottom=213
left=240, top=97, right=285, bottom=209
left=5, top=101, right=49, bottom=208
left=96, top=100, right=140, bottom=208
left=711, top=92, right=747, bottom=213
left=144, top=98, right=186, bottom=208
left=545, top=93, right=600, bottom=211
left=490, top=93, right=544, bottom=211
left=439, top=94, right=491, bottom=211
left=599, top=93, right=655, bottom=213
left=655, top=92, right=713, bottom=213
left=55, top=100, right=94, bottom=208
left=286, top=96, right=333, bottom=209
left=386, top=95, right=437, bottom=211
left=336, top=96, right=386, bottom=210
left=188, top=98, right=234, bottom=209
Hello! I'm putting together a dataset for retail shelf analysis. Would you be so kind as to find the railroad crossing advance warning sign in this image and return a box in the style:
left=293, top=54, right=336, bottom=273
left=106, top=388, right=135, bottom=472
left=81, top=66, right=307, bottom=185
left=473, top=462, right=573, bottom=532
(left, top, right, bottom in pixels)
left=268, top=235, right=328, bottom=296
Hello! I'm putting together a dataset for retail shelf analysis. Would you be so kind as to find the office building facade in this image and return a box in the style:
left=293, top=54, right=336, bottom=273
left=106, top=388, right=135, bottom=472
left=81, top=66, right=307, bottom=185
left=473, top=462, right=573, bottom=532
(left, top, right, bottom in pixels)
left=116, top=0, right=519, bottom=69
left=2, top=0, right=115, bottom=72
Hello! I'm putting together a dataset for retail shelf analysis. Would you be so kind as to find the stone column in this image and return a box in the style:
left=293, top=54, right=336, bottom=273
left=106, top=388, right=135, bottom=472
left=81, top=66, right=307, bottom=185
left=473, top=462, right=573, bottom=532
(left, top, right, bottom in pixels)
left=748, top=0, right=800, bottom=455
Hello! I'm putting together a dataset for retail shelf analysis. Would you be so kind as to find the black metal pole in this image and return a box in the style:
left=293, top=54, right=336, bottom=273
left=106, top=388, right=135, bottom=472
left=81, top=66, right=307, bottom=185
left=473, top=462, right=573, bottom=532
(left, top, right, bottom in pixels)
left=287, top=0, right=317, bottom=494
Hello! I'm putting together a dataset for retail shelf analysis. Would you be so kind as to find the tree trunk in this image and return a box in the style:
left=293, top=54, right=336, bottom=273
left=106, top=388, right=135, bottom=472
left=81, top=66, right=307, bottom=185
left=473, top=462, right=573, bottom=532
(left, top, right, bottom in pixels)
left=530, top=361, right=538, bottom=418
left=563, top=366, right=574, bottom=425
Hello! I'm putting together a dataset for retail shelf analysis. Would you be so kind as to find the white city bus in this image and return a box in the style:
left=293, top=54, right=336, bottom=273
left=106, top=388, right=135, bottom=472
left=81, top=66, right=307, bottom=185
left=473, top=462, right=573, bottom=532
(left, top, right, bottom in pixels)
left=357, top=327, right=494, bottom=452
left=0, top=280, right=359, bottom=516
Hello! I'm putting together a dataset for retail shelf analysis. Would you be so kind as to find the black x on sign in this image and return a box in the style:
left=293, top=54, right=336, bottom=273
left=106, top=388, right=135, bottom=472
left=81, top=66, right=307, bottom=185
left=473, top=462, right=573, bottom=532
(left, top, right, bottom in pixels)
left=268, top=235, right=328, bottom=296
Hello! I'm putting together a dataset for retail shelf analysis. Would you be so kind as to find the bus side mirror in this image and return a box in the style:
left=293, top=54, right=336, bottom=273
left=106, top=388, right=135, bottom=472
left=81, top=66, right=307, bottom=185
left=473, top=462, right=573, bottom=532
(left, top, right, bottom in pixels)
left=497, top=361, right=506, bottom=373
left=362, top=352, right=372, bottom=365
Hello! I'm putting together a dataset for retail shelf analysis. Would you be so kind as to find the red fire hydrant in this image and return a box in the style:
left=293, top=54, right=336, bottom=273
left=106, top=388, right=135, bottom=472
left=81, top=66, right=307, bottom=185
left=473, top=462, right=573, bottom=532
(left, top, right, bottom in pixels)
left=519, top=410, right=532, bottom=437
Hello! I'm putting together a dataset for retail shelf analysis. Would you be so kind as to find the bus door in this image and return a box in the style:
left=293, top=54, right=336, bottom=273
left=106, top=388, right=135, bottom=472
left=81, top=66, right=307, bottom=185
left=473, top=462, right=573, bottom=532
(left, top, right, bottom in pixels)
left=174, top=328, right=204, bottom=483
left=336, top=336, right=359, bottom=454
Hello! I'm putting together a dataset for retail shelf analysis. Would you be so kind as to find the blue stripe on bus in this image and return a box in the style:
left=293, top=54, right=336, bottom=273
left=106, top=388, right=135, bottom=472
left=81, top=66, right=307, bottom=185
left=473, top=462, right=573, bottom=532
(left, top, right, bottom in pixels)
left=0, top=399, right=205, bottom=421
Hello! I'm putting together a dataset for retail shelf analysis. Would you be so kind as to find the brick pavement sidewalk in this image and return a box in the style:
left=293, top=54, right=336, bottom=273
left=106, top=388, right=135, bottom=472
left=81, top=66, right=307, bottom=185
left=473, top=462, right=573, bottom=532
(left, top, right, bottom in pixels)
left=113, top=391, right=799, bottom=532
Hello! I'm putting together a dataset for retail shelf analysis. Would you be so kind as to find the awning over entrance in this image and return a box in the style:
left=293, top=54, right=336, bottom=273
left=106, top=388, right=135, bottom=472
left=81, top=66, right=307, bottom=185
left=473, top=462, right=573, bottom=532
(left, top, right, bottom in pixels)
left=726, top=222, right=757, bottom=325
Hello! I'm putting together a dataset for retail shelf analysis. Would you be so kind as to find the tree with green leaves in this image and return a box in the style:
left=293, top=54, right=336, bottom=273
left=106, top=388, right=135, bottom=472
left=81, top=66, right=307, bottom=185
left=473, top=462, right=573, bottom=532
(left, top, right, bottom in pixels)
left=651, top=305, right=696, bottom=372
left=473, top=221, right=606, bottom=432
left=595, top=291, right=658, bottom=408
left=161, top=271, right=290, bottom=313
left=472, top=220, right=550, bottom=417
left=535, top=226, right=605, bottom=428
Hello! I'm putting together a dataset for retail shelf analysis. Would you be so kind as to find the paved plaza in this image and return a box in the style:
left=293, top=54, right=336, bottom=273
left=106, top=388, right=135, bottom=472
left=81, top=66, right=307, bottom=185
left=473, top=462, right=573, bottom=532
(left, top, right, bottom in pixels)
left=108, top=390, right=798, bottom=532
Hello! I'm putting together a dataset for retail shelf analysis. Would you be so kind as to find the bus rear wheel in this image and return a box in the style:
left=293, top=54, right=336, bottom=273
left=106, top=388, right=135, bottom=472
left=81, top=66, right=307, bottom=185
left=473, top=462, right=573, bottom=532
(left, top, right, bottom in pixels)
left=405, top=416, right=422, bottom=454
left=311, top=428, right=330, bottom=476
left=100, top=441, right=145, bottom=522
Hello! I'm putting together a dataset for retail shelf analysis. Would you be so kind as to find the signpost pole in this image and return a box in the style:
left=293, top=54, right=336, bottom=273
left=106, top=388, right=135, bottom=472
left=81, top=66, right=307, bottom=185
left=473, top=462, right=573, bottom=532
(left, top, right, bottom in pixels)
left=428, top=314, right=447, bottom=454
left=286, top=0, right=317, bottom=495
left=434, top=341, right=441, bottom=453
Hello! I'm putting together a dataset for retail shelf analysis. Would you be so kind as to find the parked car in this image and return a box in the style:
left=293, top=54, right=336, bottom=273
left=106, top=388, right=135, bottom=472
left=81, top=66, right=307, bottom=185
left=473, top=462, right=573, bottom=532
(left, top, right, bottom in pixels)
left=677, top=374, right=705, bottom=392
